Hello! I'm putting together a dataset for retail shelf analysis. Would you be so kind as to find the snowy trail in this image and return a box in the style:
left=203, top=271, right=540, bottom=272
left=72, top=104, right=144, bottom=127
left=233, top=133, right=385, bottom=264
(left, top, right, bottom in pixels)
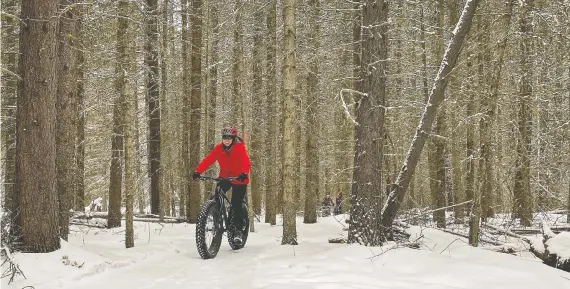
left=4, top=215, right=570, bottom=289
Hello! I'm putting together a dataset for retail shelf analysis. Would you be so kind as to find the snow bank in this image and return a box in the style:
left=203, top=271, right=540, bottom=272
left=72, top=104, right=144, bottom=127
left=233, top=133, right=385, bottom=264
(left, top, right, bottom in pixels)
left=3, top=216, right=570, bottom=289
left=546, top=232, right=570, bottom=265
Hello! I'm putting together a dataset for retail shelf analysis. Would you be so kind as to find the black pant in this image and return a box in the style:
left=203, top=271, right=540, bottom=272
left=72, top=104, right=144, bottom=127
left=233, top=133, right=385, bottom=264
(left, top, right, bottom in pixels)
left=218, top=182, right=247, bottom=230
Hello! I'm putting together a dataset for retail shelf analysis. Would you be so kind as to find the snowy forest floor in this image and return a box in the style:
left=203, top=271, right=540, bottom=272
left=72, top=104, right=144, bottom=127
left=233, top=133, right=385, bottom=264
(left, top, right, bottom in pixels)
left=2, top=212, right=570, bottom=289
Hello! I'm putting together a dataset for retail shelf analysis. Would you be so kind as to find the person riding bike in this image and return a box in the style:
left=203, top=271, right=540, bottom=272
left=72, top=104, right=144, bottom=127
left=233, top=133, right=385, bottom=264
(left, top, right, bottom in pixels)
left=193, top=125, right=251, bottom=245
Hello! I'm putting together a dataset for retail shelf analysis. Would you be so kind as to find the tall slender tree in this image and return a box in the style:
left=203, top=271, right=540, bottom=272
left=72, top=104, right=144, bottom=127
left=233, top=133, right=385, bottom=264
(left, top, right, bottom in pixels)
left=428, top=0, right=447, bottom=229
left=250, top=0, right=265, bottom=218
left=512, top=0, right=534, bottom=227
left=181, top=0, right=190, bottom=220
left=159, top=0, right=170, bottom=220
left=75, top=6, right=86, bottom=212
left=56, top=0, right=79, bottom=241
left=146, top=0, right=161, bottom=215
left=478, top=0, right=515, bottom=224
left=17, top=0, right=60, bottom=252
left=281, top=0, right=298, bottom=245
left=303, top=0, right=321, bottom=224
left=264, top=0, right=278, bottom=225
left=117, top=0, right=135, bottom=248
left=108, top=0, right=127, bottom=229
left=231, top=0, right=244, bottom=125
left=187, top=0, right=203, bottom=223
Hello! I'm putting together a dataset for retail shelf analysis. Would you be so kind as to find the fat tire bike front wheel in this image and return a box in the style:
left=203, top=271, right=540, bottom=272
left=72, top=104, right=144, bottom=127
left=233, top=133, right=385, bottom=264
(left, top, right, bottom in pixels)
left=196, top=200, right=224, bottom=259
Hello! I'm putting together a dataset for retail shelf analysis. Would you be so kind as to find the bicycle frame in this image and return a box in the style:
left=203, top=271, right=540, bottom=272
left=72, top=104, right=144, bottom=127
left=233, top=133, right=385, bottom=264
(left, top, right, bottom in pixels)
left=200, top=176, right=238, bottom=232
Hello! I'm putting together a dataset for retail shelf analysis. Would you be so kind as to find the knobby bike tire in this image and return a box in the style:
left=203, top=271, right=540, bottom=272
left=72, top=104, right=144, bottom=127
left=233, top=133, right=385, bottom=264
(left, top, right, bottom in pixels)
left=196, top=200, right=223, bottom=259
left=227, top=203, right=250, bottom=250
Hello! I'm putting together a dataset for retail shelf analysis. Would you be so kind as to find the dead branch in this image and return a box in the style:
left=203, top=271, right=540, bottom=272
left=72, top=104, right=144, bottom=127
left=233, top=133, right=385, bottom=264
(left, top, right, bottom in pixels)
left=1, top=246, right=26, bottom=284
left=441, top=228, right=504, bottom=246
left=481, top=243, right=521, bottom=255
left=400, top=200, right=473, bottom=223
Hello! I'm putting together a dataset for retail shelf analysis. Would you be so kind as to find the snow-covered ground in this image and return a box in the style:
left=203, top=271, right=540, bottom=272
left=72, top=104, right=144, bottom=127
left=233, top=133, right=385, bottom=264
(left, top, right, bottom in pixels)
left=3, top=214, right=570, bottom=289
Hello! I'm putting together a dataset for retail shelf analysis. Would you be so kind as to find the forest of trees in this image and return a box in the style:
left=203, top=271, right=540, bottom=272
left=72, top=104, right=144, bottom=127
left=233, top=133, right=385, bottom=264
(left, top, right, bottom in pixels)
left=1, top=0, right=569, bottom=253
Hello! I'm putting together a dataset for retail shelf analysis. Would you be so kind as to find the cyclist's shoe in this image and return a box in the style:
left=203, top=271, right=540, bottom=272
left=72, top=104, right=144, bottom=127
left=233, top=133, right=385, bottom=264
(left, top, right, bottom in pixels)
left=233, top=231, right=243, bottom=245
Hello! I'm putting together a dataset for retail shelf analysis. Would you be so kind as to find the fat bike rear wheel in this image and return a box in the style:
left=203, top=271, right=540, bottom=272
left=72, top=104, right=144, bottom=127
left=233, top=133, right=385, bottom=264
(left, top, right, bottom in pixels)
left=227, top=203, right=250, bottom=250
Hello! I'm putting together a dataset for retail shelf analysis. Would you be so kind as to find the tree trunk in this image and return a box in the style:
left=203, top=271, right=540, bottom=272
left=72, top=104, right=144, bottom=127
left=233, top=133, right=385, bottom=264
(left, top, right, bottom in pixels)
left=281, top=0, right=298, bottom=245
left=204, top=0, right=219, bottom=198
left=159, top=0, right=170, bottom=220
left=56, top=0, right=79, bottom=241
left=513, top=0, right=533, bottom=227
left=264, top=0, right=278, bottom=225
left=303, top=0, right=320, bottom=224
left=1, top=0, right=19, bottom=238
left=251, top=1, right=265, bottom=218
left=180, top=0, right=190, bottom=221
left=381, top=0, right=481, bottom=231
left=347, top=2, right=362, bottom=243
left=134, top=77, right=145, bottom=214
left=108, top=0, right=127, bottom=229
left=348, top=0, right=388, bottom=246
left=428, top=0, right=447, bottom=229
left=477, top=9, right=494, bottom=220
left=446, top=0, right=463, bottom=224
left=117, top=0, right=135, bottom=248
left=231, top=0, right=244, bottom=125
left=146, top=0, right=161, bottom=215
left=17, top=0, right=60, bottom=252
left=566, top=66, right=570, bottom=223
left=478, top=0, right=514, bottom=225
left=75, top=9, right=86, bottom=212
left=468, top=12, right=485, bottom=246
left=187, top=0, right=203, bottom=224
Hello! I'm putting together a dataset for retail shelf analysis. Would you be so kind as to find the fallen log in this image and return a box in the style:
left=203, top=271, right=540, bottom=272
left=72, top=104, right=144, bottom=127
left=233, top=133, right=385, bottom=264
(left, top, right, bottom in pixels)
left=328, top=237, right=347, bottom=244
left=540, top=223, right=570, bottom=272
left=69, top=221, right=107, bottom=229
left=509, top=222, right=570, bottom=272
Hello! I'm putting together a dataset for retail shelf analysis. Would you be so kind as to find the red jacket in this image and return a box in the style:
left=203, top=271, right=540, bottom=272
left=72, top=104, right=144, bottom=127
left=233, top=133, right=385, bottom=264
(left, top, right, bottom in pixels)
left=195, top=140, right=251, bottom=185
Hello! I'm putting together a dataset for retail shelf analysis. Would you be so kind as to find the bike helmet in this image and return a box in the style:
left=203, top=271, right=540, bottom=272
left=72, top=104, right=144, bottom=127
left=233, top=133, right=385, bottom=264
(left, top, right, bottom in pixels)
left=221, top=125, right=237, bottom=138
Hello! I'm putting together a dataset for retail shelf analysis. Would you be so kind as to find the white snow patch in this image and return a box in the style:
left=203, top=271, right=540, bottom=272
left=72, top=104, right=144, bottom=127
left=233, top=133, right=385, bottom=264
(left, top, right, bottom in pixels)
left=546, top=232, right=570, bottom=261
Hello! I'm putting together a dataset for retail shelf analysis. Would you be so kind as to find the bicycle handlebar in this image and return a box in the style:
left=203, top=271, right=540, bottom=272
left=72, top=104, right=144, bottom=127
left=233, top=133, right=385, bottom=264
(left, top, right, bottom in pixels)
left=198, top=176, right=238, bottom=182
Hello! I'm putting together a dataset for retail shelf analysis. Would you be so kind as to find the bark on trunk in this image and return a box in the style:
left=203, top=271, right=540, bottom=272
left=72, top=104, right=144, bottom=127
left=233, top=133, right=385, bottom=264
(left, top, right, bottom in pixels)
left=2, top=0, right=19, bottom=238
left=187, top=0, right=203, bottom=224
left=118, top=0, right=135, bottom=248
left=264, top=0, right=278, bottom=225
left=303, top=0, right=320, bottom=225
left=146, top=0, right=161, bottom=215
left=281, top=0, right=298, bottom=245
left=512, top=0, right=534, bottom=227
left=17, top=0, right=61, bottom=252
left=348, top=0, right=388, bottom=246
left=56, top=0, right=79, bottom=241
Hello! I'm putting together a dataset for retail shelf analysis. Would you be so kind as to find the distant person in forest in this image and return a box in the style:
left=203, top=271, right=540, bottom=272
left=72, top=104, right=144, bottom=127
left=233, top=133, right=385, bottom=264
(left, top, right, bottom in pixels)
left=192, top=125, right=251, bottom=245
left=334, top=194, right=343, bottom=215
left=322, top=194, right=334, bottom=216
